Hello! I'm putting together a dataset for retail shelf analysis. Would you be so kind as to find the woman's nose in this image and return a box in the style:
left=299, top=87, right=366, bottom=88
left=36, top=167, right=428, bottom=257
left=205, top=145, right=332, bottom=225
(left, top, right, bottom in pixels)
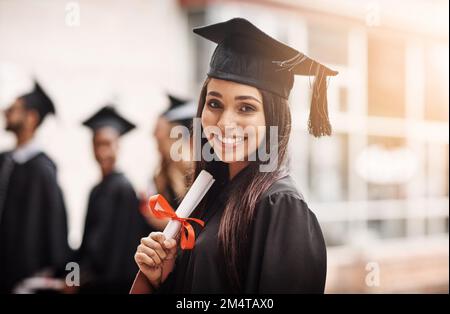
left=217, top=110, right=238, bottom=130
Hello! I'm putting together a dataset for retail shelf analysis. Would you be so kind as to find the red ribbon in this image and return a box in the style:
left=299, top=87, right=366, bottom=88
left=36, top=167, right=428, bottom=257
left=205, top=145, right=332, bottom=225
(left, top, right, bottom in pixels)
left=148, top=194, right=205, bottom=250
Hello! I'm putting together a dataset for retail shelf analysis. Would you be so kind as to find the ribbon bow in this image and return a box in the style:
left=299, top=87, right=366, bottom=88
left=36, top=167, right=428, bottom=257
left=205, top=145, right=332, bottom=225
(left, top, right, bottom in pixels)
left=148, top=194, right=205, bottom=250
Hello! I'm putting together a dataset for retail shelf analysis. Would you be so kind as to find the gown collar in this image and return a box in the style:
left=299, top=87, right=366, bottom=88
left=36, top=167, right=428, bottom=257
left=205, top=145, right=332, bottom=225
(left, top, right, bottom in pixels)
left=203, top=164, right=253, bottom=219
left=11, top=137, right=42, bottom=164
left=102, top=169, right=121, bottom=181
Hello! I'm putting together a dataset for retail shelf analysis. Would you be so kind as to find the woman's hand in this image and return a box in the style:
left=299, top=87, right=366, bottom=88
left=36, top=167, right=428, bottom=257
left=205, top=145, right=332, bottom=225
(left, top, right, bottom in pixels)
left=134, top=232, right=177, bottom=290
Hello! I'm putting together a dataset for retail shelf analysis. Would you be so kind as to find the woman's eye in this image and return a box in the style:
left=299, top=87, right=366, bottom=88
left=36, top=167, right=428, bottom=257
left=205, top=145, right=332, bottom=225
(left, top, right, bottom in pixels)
left=207, top=100, right=221, bottom=109
left=239, top=104, right=256, bottom=113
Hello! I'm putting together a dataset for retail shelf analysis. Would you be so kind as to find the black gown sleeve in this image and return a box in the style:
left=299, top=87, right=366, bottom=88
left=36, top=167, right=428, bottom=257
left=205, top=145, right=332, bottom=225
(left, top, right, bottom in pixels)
left=107, top=180, right=141, bottom=282
left=41, top=164, right=71, bottom=271
left=24, top=159, right=70, bottom=275
left=244, top=192, right=327, bottom=293
left=74, top=190, right=96, bottom=279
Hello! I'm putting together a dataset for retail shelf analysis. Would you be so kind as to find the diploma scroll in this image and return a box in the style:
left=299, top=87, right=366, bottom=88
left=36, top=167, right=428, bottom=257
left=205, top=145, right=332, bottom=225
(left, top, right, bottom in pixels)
left=162, top=170, right=215, bottom=240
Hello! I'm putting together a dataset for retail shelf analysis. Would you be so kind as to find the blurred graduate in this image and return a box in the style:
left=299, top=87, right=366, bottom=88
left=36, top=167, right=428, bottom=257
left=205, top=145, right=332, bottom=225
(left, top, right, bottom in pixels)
left=141, top=94, right=197, bottom=231
left=75, top=105, right=151, bottom=293
left=0, top=81, right=70, bottom=293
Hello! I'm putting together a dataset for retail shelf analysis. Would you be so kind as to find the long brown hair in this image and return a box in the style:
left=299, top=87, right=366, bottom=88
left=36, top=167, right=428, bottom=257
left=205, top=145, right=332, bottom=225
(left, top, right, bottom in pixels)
left=189, top=77, right=292, bottom=291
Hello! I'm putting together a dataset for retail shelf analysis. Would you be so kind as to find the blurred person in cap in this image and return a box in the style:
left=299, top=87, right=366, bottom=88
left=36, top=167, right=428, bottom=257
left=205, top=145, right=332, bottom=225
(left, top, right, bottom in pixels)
left=75, top=105, right=151, bottom=293
left=140, top=94, right=196, bottom=231
left=132, top=18, right=338, bottom=294
left=0, top=80, right=70, bottom=293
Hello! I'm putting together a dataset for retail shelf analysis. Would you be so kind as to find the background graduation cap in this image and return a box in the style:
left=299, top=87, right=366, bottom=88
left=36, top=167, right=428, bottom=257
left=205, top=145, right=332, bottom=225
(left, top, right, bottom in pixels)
left=19, top=80, right=55, bottom=123
left=193, top=18, right=338, bottom=137
left=161, top=94, right=197, bottom=129
left=82, top=105, right=136, bottom=136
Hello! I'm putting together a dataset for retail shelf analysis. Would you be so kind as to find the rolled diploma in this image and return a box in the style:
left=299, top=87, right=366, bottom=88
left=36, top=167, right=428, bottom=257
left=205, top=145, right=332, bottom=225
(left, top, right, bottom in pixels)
left=162, top=170, right=215, bottom=240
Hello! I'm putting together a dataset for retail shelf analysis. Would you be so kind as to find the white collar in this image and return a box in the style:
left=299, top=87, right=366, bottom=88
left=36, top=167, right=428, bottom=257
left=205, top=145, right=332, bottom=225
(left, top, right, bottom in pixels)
left=11, top=137, right=42, bottom=164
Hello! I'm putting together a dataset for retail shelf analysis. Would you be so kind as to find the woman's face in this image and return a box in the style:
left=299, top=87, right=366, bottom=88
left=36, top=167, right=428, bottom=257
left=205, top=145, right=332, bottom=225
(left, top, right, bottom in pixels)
left=201, top=78, right=266, bottom=163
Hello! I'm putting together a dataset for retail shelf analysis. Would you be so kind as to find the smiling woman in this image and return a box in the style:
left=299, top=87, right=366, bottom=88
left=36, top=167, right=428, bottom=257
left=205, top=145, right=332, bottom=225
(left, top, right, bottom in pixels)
left=131, top=17, right=338, bottom=294
left=202, top=78, right=266, bottom=177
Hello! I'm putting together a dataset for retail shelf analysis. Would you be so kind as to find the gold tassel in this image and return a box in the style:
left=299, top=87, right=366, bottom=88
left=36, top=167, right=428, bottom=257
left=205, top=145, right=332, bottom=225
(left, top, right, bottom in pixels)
left=308, top=68, right=332, bottom=137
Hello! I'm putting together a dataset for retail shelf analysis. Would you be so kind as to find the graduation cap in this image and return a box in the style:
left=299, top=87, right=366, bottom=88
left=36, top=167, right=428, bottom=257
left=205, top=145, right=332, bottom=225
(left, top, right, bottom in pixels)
left=193, top=18, right=338, bottom=137
left=82, top=105, right=136, bottom=136
left=161, top=94, right=197, bottom=128
left=19, top=81, right=55, bottom=123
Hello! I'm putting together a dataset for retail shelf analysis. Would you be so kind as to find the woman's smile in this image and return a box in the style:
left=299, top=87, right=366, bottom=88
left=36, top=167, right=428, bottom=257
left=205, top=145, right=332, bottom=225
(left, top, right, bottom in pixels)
left=211, top=132, right=247, bottom=149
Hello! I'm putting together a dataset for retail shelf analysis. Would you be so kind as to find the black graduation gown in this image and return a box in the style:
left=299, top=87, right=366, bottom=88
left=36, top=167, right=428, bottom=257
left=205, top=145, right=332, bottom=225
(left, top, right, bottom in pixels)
left=76, top=171, right=153, bottom=293
left=157, top=169, right=327, bottom=294
left=0, top=152, right=70, bottom=293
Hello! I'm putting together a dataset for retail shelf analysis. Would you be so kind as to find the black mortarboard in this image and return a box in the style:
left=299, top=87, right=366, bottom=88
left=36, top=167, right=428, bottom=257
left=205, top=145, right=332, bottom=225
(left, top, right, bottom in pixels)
left=193, top=18, right=339, bottom=137
left=20, top=81, right=55, bottom=122
left=167, top=94, right=189, bottom=110
left=161, top=94, right=196, bottom=128
left=82, top=105, right=136, bottom=136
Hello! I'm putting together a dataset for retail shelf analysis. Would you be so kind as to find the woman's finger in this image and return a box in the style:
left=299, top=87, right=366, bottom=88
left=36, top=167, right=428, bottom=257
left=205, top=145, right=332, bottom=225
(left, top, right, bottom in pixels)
left=163, top=238, right=176, bottom=249
left=135, top=252, right=156, bottom=267
left=149, top=232, right=166, bottom=244
left=137, top=244, right=164, bottom=264
left=163, top=239, right=178, bottom=259
left=141, top=238, right=167, bottom=260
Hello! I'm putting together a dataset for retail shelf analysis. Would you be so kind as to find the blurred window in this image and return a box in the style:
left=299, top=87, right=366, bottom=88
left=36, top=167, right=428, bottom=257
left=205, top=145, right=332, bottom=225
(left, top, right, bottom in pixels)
left=368, top=34, right=406, bottom=118
left=424, top=43, right=449, bottom=122
left=187, top=9, right=208, bottom=84
left=308, top=132, right=349, bottom=202
left=308, top=23, right=348, bottom=66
